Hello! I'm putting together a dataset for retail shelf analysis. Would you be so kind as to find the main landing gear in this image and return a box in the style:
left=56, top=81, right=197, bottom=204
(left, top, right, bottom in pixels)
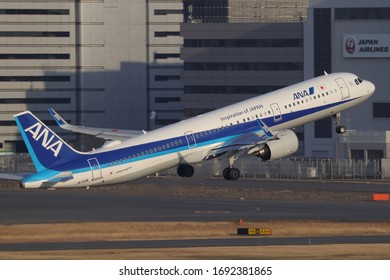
left=333, top=113, right=346, bottom=134
left=177, top=164, right=194, bottom=177
left=223, top=155, right=241, bottom=181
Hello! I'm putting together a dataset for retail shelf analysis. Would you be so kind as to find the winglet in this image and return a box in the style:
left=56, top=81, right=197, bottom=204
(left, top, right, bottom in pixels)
left=48, top=107, right=67, bottom=126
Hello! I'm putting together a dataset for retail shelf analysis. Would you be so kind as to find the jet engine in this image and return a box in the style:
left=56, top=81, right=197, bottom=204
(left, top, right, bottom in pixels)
left=256, top=129, right=298, bottom=161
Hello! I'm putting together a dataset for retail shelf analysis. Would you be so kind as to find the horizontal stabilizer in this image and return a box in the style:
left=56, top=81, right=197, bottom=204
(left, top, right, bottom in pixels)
left=0, top=173, right=29, bottom=181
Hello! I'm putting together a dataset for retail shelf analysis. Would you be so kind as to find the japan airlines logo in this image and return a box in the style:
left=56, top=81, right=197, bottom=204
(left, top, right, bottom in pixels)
left=345, top=38, right=356, bottom=54
left=24, top=122, right=63, bottom=157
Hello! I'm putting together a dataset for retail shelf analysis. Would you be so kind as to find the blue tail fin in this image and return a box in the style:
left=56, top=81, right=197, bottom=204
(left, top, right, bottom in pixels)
left=14, top=111, right=81, bottom=172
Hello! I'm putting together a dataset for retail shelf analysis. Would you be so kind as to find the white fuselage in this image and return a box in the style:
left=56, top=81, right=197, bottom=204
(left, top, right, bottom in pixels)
left=22, top=72, right=375, bottom=188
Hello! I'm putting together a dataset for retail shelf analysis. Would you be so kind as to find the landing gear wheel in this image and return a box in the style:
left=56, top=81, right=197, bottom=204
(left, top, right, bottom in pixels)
left=223, top=167, right=240, bottom=181
left=177, top=164, right=194, bottom=177
left=335, top=125, right=346, bottom=134
left=333, top=113, right=346, bottom=134
left=229, top=168, right=241, bottom=181
left=223, top=167, right=232, bottom=180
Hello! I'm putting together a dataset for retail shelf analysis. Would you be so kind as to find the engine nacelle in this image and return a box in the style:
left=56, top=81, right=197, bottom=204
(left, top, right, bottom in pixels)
left=256, top=129, right=298, bottom=161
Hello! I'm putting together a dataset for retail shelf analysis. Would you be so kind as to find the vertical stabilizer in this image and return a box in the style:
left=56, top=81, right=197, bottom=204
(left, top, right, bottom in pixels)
left=14, top=111, right=81, bottom=172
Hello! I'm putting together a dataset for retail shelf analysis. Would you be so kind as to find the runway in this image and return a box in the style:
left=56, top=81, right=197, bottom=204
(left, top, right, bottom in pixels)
left=2, top=235, right=390, bottom=252
left=0, top=177, right=389, bottom=223
left=1, top=177, right=390, bottom=254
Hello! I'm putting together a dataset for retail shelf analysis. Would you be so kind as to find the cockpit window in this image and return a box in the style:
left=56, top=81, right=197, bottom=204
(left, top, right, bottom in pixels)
left=355, top=77, right=363, bottom=85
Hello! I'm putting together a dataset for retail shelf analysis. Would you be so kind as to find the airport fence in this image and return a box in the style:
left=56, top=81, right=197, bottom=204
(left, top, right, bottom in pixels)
left=164, top=157, right=382, bottom=180
left=0, top=153, right=382, bottom=180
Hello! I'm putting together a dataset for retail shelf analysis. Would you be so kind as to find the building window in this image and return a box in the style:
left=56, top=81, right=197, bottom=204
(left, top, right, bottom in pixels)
left=314, top=118, right=332, bottom=138
left=0, top=9, right=69, bottom=15
left=368, top=150, right=383, bottom=160
left=154, top=9, right=182, bottom=15
left=184, top=62, right=303, bottom=71
left=351, top=149, right=364, bottom=160
left=154, top=53, right=180, bottom=60
left=335, top=8, right=390, bottom=20
left=0, top=76, right=70, bottom=82
left=184, top=39, right=303, bottom=48
left=184, top=85, right=283, bottom=95
left=0, top=31, right=69, bottom=37
left=373, top=103, right=390, bottom=118
left=155, top=119, right=180, bottom=125
left=314, top=9, right=331, bottom=76
left=155, top=97, right=180, bottom=103
left=154, top=75, right=180, bottom=81
left=0, top=54, right=70, bottom=59
left=154, top=31, right=180, bottom=37
left=0, top=98, right=70, bottom=104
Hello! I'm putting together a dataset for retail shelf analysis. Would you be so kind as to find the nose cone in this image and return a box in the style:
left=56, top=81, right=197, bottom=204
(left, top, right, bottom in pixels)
left=366, top=80, right=375, bottom=96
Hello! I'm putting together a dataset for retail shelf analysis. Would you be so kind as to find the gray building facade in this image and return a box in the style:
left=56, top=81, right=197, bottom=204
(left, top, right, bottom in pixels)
left=304, top=0, right=390, bottom=160
left=0, top=0, right=184, bottom=152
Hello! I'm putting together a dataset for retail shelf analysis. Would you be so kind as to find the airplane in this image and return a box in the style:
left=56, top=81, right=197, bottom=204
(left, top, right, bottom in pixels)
left=9, top=72, right=374, bottom=189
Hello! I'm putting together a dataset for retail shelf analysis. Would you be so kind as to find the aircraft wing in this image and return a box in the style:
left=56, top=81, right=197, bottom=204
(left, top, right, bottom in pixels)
left=48, top=108, right=145, bottom=141
left=204, top=121, right=276, bottom=160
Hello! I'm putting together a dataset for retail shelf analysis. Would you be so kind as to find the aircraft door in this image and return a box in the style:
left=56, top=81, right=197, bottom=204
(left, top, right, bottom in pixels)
left=335, top=77, right=350, bottom=99
left=184, top=131, right=196, bottom=148
left=87, top=158, right=102, bottom=181
left=270, top=103, right=282, bottom=122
